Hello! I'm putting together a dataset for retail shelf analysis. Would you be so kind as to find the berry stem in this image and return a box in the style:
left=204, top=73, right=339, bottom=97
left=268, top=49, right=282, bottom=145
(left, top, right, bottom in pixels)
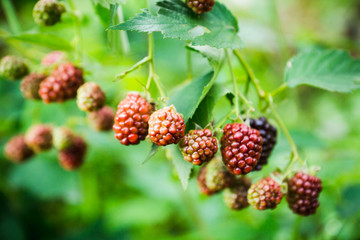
left=214, top=108, right=236, bottom=130
left=68, top=0, right=84, bottom=62
left=271, top=83, right=288, bottom=97
left=268, top=95, right=304, bottom=167
left=226, top=49, right=241, bottom=120
left=233, top=49, right=266, bottom=99
left=115, top=56, right=151, bottom=80
left=186, top=48, right=193, bottom=80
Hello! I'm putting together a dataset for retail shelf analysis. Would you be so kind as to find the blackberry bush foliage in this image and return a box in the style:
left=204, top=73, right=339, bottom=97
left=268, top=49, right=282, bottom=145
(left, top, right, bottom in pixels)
left=7, top=0, right=360, bottom=223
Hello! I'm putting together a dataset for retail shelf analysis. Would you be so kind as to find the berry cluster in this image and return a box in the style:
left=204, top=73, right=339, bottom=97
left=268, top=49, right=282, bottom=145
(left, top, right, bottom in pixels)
left=3, top=124, right=87, bottom=171
left=33, top=0, right=65, bottom=26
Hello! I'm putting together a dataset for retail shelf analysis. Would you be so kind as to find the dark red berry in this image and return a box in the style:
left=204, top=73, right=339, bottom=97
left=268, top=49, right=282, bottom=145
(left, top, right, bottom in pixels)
left=148, top=106, right=185, bottom=146
left=88, top=106, right=115, bottom=131
left=113, top=93, right=153, bottom=145
left=4, top=135, right=34, bottom=163
left=250, top=117, right=277, bottom=170
left=287, top=172, right=322, bottom=216
left=221, top=123, right=263, bottom=175
left=223, top=177, right=251, bottom=210
left=197, top=157, right=235, bottom=195
left=180, top=129, right=218, bottom=165
left=58, top=136, right=87, bottom=170
left=25, top=124, right=53, bottom=153
left=186, top=0, right=215, bottom=14
left=248, top=177, right=283, bottom=210
left=38, top=63, right=84, bottom=103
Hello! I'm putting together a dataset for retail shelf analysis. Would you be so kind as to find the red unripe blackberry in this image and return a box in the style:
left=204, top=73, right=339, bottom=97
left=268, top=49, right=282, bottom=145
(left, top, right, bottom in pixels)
left=148, top=106, right=185, bottom=146
left=41, top=51, right=66, bottom=67
left=223, top=177, right=251, bottom=210
left=38, top=63, right=84, bottom=103
left=250, top=117, right=277, bottom=170
left=113, top=93, right=153, bottom=145
left=197, top=157, right=235, bottom=196
left=180, top=129, right=218, bottom=165
left=20, top=73, right=47, bottom=100
left=58, top=136, right=87, bottom=170
left=287, top=172, right=323, bottom=216
left=4, top=135, right=34, bottom=163
left=77, top=82, right=105, bottom=112
left=88, top=106, right=115, bottom=131
left=25, top=124, right=53, bottom=153
left=248, top=177, right=283, bottom=210
left=186, top=0, right=215, bottom=14
left=221, top=123, right=263, bottom=175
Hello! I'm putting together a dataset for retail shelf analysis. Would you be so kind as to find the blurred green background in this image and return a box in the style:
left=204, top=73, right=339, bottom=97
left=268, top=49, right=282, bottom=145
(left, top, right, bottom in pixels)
left=0, top=0, right=360, bottom=239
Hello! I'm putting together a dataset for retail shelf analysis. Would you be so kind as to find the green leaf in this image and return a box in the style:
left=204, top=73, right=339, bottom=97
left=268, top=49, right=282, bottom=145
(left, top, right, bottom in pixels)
left=285, top=49, right=360, bottom=92
left=92, top=0, right=125, bottom=9
left=186, top=44, right=224, bottom=69
left=191, top=83, right=231, bottom=127
left=109, top=0, right=241, bottom=49
left=168, top=145, right=193, bottom=190
left=7, top=32, right=73, bottom=51
left=141, top=143, right=160, bottom=166
left=168, top=71, right=215, bottom=123
left=93, top=2, right=110, bottom=27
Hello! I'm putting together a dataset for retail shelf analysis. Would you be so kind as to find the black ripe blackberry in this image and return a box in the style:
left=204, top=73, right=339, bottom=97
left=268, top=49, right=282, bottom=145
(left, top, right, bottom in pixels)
left=250, top=117, right=277, bottom=170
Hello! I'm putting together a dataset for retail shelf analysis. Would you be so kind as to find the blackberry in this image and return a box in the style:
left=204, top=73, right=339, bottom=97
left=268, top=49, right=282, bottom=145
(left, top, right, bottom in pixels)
left=248, top=177, right=283, bottom=210
left=223, top=177, right=251, bottom=210
left=221, top=123, right=263, bottom=175
left=113, top=93, right=153, bottom=145
left=148, top=106, right=185, bottom=146
left=197, top=157, right=235, bottom=195
left=58, top=136, right=87, bottom=170
left=20, top=73, right=47, bottom=99
left=4, top=135, right=34, bottom=163
left=25, top=124, right=53, bottom=153
left=287, top=172, right=323, bottom=216
left=41, top=51, right=67, bottom=67
left=186, top=0, right=215, bottom=14
left=88, top=106, right=115, bottom=131
left=53, top=127, right=75, bottom=151
left=38, top=63, right=84, bottom=103
left=33, top=0, right=65, bottom=26
left=180, top=129, right=218, bottom=165
left=77, top=82, right=105, bottom=112
left=250, top=117, right=277, bottom=170
left=0, top=55, right=29, bottom=80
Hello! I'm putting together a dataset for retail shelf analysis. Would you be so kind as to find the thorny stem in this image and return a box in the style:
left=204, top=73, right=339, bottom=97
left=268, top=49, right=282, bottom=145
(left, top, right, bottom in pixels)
left=226, top=49, right=240, bottom=120
left=233, top=49, right=265, bottom=98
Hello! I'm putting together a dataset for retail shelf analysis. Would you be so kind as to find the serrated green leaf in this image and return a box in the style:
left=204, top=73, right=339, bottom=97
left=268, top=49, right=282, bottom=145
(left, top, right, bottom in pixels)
left=109, top=0, right=241, bottom=49
left=285, top=49, right=360, bottom=92
left=168, top=145, right=193, bottom=190
left=168, top=71, right=215, bottom=123
left=7, top=33, right=73, bottom=51
left=141, top=143, right=160, bottom=166
left=191, top=84, right=231, bottom=127
left=186, top=44, right=224, bottom=69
